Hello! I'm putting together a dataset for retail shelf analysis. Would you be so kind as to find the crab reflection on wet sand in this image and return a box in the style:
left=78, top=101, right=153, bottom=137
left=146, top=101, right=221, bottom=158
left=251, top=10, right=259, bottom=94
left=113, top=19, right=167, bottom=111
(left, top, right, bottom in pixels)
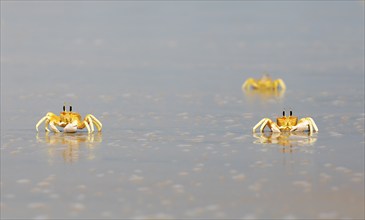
left=36, top=132, right=102, bottom=163
left=242, top=87, right=286, bottom=101
left=253, top=132, right=317, bottom=153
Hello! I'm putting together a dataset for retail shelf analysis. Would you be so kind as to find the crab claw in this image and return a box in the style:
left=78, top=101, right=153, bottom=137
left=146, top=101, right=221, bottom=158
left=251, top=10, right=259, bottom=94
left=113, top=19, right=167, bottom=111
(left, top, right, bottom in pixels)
left=290, top=123, right=308, bottom=132
left=64, top=122, right=78, bottom=133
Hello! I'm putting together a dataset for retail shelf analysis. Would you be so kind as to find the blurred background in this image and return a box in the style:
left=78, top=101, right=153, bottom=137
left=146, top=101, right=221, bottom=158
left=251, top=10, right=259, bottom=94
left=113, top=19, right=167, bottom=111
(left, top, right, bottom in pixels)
left=1, top=1, right=364, bottom=129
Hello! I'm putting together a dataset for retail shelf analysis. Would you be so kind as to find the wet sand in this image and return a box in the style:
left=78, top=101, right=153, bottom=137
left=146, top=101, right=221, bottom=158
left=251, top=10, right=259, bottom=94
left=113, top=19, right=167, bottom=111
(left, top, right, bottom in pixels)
left=1, top=76, right=364, bottom=218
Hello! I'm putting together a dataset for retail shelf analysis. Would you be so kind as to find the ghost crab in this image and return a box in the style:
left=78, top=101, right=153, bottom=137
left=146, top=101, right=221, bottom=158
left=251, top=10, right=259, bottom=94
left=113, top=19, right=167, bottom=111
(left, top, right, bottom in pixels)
left=242, top=74, right=286, bottom=91
left=252, top=110, right=318, bottom=134
left=36, top=105, right=102, bottom=133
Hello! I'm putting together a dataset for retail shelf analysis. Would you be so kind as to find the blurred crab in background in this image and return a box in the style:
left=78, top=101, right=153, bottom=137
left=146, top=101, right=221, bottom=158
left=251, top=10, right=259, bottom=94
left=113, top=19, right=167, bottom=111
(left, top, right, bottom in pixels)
left=36, top=104, right=102, bottom=133
left=252, top=110, right=319, bottom=134
left=242, top=74, right=286, bottom=91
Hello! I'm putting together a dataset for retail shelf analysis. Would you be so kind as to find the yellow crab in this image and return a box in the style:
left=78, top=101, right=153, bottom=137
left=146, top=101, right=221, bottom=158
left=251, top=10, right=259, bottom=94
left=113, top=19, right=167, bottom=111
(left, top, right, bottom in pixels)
left=242, top=74, right=286, bottom=91
left=252, top=110, right=318, bottom=134
left=36, top=105, right=102, bottom=133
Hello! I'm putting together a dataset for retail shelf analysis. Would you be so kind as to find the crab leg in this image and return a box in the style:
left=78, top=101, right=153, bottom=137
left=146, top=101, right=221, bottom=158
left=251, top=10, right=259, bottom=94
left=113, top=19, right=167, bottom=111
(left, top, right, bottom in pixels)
left=260, top=118, right=281, bottom=133
left=36, top=116, right=47, bottom=132
left=84, top=121, right=91, bottom=133
left=82, top=114, right=102, bottom=133
left=36, top=112, right=61, bottom=133
left=268, top=121, right=281, bottom=133
left=260, top=119, right=270, bottom=133
left=307, top=117, right=319, bottom=132
left=91, top=120, right=100, bottom=132
left=242, top=78, right=258, bottom=90
left=90, top=120, right=95, bottom=133
left=253, top=118, right=268, bottom=133
left=86, top=116, right=95, bottom=133
left=36, top=116, right=51, bottom=132
left=274, top=79, right=286, bottom=91
left=88, top=114, right=102, bottom=131
left=44, top=119, right=50, bottom=132
left=83, top=115, right=101, bottom=133
left=308, top=120, right=314, bottom=135
left=49, top=121, right=60, bottom=133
